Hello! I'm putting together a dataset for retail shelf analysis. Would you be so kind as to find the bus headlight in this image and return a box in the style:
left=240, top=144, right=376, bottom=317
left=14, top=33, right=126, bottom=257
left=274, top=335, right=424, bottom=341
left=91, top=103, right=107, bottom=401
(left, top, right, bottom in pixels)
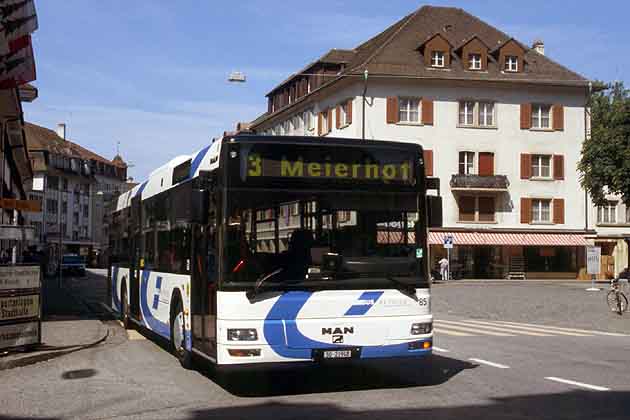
left=227, top=328, right=258, bottom=341
left=411, top=322, right=432, bottom=335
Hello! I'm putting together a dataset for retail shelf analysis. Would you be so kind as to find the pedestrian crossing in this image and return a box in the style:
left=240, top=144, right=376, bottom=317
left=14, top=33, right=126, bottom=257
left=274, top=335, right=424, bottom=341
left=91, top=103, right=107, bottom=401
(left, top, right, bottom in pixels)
left=434, top=319, right=629, bottom=338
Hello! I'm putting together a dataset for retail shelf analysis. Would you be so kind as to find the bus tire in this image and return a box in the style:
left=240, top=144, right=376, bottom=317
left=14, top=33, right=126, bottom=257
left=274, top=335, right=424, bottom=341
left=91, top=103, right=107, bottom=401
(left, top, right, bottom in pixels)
left=171, top=295, right=193, bottom=369
left=120, top=281, right=130, bottom=330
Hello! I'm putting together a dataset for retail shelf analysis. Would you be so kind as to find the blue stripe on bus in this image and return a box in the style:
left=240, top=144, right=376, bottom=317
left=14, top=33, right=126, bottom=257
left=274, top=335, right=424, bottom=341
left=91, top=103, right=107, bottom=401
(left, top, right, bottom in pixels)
left=140, top=270, right=171, bottom=339
left=263, top=291, right=431, bottom=360
left=344, top=291, right=384, bottom=316
left=189, top=145, right=211, bottom=179
left=135, top=180, right=148, bottom=198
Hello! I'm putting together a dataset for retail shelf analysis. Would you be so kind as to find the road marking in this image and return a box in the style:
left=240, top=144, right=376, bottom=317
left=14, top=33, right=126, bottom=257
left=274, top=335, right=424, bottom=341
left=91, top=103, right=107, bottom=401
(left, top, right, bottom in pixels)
left=457, top=319, right=555, bottom=337
left=433, top=327, right=475, bottom=337
left=435, top=320, right=516, bottom=336
left=545, top=377, right=610, bottom=391
left=127, top=330, right=146, bottom=341
left=432, top=346, right=450, bottom=353
left=469, top=358, right=510, bottom=369
left=493, top=320, right=628, bottom=337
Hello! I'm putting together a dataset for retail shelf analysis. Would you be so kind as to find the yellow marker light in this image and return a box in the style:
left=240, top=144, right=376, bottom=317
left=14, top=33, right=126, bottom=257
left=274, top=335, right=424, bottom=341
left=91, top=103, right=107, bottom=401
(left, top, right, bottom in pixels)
left=423, top=341, right=432, bottom=349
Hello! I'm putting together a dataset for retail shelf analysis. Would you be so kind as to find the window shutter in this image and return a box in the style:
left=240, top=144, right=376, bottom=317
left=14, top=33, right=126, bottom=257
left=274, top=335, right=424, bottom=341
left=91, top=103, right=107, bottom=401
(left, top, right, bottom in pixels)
left=335, top=105, right=341, bottom=129
left=520, top=154, right=531, bottom=179
left=346, top=99, right=353, bottom=124
left=553, top=198, right=565, bottom=224
left=553, top=155, right=564, bottom=180
left=478, top=152, right=494, bottom=176
left=421, top=98, right=434, bottom=125
left=423, top=149, right=433, bottom=177
left=327, top=108, right=333, bottom=133
left=520, top=198, right=531, bottom=224
left=520, top=103, right=531, bottom=129
left=386, top=97, right=399, bottom=124
left=553, top=104, right=564, bottom=131
left=317, top=112, right=323, bottom=136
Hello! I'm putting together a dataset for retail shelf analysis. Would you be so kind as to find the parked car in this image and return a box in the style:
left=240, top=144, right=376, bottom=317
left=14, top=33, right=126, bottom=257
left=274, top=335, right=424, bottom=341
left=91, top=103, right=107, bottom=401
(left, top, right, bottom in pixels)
left=61, top=254, right=86, bottom=276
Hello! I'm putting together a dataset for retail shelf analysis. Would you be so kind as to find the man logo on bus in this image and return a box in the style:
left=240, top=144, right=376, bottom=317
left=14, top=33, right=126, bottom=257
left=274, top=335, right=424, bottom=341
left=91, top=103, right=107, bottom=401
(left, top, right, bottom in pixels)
left=322, top=327, right=354, bottom=344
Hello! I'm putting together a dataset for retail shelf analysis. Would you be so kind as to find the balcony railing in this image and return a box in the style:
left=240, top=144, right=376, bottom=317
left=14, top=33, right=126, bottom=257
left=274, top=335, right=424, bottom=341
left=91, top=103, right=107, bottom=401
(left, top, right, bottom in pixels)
left=450, top=174, right=509, bottom=191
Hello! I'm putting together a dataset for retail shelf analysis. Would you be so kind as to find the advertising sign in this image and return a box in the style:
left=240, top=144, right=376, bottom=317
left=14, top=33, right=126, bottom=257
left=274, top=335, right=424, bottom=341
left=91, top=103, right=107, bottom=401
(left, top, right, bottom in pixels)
left=586, top=246, right=601, bottom=275
left=0, top=265, right=40, bottom=291
left=0, top=321, right=39, bottom=349
left=0, top=294, right=40, bottom=322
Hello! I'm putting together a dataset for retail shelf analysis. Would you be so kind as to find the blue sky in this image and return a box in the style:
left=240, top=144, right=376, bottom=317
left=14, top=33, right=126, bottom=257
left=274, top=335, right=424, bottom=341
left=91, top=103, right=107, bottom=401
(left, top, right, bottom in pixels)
left=24, top=0, right=630, bottom=180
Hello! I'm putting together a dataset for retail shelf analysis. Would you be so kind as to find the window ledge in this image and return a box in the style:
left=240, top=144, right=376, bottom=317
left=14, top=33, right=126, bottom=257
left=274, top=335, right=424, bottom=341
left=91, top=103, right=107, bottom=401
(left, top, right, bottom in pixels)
left=530, top=221, right=554, bottom=225
left=529, top=176, right=554, bottom=181
left=596, top=223, right=629, bottom=227
left=427, top=66, right=451, bottom=71
left=456, top=124, right=498, bottom=130
left=396, top=122, right=423, bottom=126
left=456, top=220, right=498, bottom=224
left=529, top=128, right=554, bottom=132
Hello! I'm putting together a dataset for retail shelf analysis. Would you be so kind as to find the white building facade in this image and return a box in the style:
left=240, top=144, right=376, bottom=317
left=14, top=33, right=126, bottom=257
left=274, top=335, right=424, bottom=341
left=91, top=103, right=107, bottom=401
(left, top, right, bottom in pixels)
left=250, top=5, right=593, bottom=279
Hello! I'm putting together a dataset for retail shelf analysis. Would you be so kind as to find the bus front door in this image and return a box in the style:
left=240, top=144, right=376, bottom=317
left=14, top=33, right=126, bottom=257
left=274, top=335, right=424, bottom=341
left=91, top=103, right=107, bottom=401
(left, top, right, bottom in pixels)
left=191, top=224, right=217, bottom=358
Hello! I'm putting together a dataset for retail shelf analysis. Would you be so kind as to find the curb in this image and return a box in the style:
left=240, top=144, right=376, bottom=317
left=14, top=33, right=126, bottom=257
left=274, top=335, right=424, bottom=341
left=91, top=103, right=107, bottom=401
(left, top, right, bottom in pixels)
left=0, top=328, right=110, bottom=371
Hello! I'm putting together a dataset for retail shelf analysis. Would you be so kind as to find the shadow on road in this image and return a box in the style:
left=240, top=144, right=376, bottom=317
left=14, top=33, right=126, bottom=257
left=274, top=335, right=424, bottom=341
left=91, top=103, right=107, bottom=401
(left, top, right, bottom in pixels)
left=185, top=390, right=630, bottom=420
left=197, top=354, right=476, bottom=397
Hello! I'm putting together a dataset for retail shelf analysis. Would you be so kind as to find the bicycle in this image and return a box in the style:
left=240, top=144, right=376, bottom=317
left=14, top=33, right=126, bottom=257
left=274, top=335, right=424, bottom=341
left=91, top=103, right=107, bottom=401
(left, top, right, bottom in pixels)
left=606, top=278, right=628, bottom=315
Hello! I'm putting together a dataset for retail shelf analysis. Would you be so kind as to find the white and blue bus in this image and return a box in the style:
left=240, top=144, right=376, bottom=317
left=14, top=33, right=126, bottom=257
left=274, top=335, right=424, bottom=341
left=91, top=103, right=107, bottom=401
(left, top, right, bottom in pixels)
left=109, top=135, right=442, bottom=368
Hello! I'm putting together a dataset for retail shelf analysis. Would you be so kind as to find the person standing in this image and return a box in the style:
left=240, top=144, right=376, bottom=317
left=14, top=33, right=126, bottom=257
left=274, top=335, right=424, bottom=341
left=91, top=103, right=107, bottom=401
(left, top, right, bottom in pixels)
left=439, top=256, right=449, bottom=281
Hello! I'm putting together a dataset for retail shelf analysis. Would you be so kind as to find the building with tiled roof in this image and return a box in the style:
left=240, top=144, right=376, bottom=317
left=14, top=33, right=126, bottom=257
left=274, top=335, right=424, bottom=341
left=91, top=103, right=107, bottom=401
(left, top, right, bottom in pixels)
left=250, top=5, right=599, bottom=279
left=23, top=122, right=133, bottom=268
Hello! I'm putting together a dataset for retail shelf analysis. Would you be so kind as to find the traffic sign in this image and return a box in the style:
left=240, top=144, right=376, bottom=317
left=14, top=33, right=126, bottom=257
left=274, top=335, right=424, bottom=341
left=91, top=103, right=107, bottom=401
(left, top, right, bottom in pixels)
left=443, top=235, right=454, bottom=249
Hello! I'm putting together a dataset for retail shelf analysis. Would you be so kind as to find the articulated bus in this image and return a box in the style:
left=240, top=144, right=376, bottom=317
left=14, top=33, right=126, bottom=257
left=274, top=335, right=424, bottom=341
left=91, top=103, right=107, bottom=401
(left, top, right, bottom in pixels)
left=109, top=135, right=442, bottom=368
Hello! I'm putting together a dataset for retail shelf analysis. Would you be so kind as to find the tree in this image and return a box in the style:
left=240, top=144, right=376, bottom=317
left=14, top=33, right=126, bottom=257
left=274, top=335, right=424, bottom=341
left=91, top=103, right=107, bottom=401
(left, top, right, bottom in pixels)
left=579, top=81, right=630, bottom=205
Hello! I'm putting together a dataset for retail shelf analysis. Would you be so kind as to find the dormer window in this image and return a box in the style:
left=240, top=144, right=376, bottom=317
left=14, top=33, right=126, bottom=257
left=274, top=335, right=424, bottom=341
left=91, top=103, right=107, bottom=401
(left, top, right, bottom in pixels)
left=469, top=53, right=482, bottom=70
left=505, top=55, right=518, bottom=72
left=431, top=51, right=445, bottom=67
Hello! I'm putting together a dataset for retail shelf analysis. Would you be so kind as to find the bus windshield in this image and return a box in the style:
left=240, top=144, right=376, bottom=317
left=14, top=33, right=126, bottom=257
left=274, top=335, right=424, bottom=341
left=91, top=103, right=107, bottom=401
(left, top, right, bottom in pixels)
left=223, top=190, right=428, bottom=290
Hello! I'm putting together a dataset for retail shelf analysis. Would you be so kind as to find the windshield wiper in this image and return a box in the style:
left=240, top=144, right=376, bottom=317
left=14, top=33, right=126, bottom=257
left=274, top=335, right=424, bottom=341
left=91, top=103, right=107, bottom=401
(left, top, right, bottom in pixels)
left=246, top=268, right=284, bottom=301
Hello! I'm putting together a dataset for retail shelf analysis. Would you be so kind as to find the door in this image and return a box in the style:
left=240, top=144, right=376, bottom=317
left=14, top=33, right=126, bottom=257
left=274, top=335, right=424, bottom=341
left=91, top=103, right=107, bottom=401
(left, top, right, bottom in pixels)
left=129, top=196, right=142, bottom=319
left=191, top=222, right=218, bottom=357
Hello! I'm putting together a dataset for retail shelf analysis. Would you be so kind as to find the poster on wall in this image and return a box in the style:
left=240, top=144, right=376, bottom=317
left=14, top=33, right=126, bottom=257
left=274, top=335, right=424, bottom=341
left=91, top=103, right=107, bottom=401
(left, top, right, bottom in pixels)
left=0, top=321, right=39, bottom=349
left=0, top=294, right=40, bottom=322
left=0, top=265, right=40, bottom=291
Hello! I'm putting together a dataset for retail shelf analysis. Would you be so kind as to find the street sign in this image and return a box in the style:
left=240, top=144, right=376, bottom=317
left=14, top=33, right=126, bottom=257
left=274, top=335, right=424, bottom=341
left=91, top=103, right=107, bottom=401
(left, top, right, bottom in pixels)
left=443, top=235, right=454, bottom=249
left=586, top=246, right=601, bottom=275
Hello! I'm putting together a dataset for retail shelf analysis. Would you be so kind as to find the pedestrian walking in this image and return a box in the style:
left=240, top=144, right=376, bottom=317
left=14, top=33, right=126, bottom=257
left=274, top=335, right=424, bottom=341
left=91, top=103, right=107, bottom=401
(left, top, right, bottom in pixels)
left=439, top=257, right=449, bottom=281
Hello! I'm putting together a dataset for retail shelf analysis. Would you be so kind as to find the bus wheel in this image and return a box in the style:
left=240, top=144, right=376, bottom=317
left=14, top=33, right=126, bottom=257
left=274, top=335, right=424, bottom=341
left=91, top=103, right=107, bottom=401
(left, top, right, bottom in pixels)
left=171, top=297, right=193, bottom=369
left=120, top=283, right=130, bottom=330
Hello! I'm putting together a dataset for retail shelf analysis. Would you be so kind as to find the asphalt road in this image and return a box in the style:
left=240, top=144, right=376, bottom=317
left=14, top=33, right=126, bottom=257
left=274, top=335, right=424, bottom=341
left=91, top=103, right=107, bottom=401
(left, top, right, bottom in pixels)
left=1, top=272, right=629, bottom=420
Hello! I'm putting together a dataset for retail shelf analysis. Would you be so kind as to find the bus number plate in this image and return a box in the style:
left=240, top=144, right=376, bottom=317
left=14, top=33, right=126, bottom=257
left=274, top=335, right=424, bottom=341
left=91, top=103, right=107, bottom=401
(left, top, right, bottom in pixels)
left=323, top=350, right=352, bottom=359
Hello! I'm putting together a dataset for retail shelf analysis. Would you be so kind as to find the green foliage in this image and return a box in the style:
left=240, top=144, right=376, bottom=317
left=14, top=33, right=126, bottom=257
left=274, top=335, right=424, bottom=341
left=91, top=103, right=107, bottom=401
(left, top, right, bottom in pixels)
left=579, top=81, right=630, bottom=205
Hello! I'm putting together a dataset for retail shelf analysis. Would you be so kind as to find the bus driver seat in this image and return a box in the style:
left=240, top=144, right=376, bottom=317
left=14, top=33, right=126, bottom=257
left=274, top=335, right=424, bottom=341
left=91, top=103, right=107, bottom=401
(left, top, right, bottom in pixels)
left=285, top=229, right=314, bottom=281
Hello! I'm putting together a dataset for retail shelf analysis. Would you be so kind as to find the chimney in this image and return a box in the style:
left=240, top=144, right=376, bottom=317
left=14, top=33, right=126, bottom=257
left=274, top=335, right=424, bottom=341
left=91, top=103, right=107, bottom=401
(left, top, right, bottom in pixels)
left=532, top=39, right=544, bottom=55
left=56, top=123, right=66, bottom=140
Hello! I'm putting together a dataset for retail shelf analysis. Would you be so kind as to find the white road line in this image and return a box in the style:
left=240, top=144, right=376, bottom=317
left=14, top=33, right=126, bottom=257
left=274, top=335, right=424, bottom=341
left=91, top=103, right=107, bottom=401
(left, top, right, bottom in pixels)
left=469, top=358, right=510, bottom=369
left=493, top=320, right=628, bottom=337
left=433, top=327, right=475, bottom=337
left=545, top=377, right=610, bottom=392
left=432, top=346, right=450, bottom=353
left=456, top=319, right=555, bottom=337
left=435, top=320, right=515, bottom=337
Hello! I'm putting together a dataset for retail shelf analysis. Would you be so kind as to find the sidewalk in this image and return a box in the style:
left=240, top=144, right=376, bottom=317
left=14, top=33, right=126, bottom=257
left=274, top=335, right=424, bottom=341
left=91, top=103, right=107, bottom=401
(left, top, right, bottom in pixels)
left=0, top=277, right=110, bottom=370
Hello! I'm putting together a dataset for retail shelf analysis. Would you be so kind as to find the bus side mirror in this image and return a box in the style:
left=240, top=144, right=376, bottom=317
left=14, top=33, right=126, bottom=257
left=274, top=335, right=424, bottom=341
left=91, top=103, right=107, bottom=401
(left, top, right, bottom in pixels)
left=191, top=190, right=209, bottom=224
left=427, top=196, right=442, bottom=228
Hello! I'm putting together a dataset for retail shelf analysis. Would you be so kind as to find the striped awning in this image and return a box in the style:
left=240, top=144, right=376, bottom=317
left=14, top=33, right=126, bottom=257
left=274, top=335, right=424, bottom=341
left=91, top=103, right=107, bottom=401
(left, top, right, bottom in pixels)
left=428, top=231, right=588, bottom=246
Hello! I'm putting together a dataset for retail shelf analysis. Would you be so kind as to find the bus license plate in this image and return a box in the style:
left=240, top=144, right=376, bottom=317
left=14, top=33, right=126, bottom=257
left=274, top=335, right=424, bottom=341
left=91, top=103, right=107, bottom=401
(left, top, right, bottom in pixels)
left=323, top=350, right=352, bottom=359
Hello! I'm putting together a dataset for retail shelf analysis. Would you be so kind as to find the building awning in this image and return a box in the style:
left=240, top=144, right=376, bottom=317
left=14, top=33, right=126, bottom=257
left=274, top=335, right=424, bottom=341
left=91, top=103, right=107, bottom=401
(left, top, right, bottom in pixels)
left=428, top=231, right=588, bottom=246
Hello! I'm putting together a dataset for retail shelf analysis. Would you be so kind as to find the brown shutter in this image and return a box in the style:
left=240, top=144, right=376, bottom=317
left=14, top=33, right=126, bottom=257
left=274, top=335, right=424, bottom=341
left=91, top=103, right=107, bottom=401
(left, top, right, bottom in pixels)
left=458, top=196, right=476, bottom=222
left=346, top=99, right=353, bottom=124
left=327, top=108, right=333, bottom=133
left=520, top=198, right=531, bottom=224
left=553, top=104, right=564, bottom=131
left=478, top=197, right=495, bottom=222
left=317, top=112, right=323, bottom=136
left=553, top=198, right=565, bottom=224
left=421, top=98, right=434, bottom=125
left=553, top=155, right=564, bottom=180
left=520, top=103, right=532, bottom=129
left=386, top=97, right=399, bottom=124
left=423, top=149, right=433, bottom=177
left=478, top=152, right=494, bottom=176
left=335, top=105, right=341, bottom=129
left=520, top=154, right=531, bottom=179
